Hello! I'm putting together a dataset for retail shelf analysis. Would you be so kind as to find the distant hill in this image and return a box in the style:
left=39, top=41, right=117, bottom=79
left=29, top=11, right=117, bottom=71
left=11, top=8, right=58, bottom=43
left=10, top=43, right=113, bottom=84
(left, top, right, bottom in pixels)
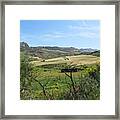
left=80, top=48, right=98, bottom=53
left=20, top=42, right=100, bottom=59
left=91, top=50, right=100, bottom=57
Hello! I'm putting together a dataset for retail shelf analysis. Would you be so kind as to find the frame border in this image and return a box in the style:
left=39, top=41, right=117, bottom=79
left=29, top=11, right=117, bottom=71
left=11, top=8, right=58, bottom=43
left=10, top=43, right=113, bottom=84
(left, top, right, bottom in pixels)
left=0, top=0, right=119, bottom=119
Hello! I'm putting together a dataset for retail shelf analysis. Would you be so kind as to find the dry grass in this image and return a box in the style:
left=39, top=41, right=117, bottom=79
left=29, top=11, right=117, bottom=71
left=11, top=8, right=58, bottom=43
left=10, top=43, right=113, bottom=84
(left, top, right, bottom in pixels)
left=31, top=55, right=100, bottom=66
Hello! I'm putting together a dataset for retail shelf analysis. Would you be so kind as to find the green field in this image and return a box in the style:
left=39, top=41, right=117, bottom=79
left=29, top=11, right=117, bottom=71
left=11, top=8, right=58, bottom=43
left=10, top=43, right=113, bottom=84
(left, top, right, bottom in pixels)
left=20, top=53, right=100, bottom=100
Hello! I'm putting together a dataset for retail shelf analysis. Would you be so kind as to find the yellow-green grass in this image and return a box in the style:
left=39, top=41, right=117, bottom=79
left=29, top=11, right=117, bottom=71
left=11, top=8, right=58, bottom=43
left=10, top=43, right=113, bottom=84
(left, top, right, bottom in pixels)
left=31, top=55, right=100, bottom=66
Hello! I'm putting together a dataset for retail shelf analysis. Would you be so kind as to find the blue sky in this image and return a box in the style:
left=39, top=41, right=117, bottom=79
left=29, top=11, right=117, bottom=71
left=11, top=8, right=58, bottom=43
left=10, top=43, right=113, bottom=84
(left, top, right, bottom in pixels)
left=20, top=20, right=100, bottom=49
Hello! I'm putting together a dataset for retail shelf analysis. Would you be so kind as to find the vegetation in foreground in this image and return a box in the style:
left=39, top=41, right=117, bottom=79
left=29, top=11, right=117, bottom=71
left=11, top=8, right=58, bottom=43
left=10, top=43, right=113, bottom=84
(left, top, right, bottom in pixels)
left=20, top=52, right=100, bottom=100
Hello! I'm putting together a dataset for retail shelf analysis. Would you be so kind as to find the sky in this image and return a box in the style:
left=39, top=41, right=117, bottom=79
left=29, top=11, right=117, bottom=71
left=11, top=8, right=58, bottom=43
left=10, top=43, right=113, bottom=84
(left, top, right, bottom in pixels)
left=20, top=20, right=100, bottom=49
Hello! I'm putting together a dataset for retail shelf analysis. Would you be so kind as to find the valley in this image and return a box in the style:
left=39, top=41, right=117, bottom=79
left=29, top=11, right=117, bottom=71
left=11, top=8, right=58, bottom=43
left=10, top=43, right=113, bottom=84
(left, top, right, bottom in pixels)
left=20, top=42, right=100, bottom=100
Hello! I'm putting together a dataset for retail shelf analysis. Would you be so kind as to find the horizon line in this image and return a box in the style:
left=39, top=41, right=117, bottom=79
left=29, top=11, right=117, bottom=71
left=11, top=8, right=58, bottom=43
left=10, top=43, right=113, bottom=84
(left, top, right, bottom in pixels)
left=20, top=41, right=100, bottom=50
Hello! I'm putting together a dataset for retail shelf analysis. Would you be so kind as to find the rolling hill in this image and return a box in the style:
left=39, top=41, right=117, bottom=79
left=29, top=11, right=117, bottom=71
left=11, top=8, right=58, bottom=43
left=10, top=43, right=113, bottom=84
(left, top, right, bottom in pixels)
left=20, top=42, right=100, bottom=59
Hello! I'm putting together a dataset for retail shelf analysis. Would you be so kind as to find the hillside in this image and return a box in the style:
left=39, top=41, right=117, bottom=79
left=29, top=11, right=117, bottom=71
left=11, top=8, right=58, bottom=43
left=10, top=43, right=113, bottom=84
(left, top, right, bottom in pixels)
left=31, top=55, right=100, bottom=67
left=20, top=42, right=100, bottom=59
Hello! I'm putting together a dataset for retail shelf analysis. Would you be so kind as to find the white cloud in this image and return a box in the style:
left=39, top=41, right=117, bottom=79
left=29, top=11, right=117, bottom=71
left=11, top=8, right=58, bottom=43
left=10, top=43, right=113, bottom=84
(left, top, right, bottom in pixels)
left=69, top=25, right=99, bottom=31
left=40, top=32, right=65, bottom=39
left=42, top=34, right=63, bottom=38
left=21, top=21, right=99, bottom=42
left=21, top=34, right=39, bottom=41
left=69, top=20, right=99, bottom=31
left=21, top=31, right=99, bottom=41
left=68, top=21, right=100, bottom=39
left=78, top=32, right=99, bottom=39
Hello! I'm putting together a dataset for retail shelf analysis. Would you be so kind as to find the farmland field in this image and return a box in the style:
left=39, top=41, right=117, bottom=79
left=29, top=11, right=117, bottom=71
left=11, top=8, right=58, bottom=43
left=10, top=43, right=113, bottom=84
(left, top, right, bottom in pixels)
left=31, top=55, right=99, bottom=66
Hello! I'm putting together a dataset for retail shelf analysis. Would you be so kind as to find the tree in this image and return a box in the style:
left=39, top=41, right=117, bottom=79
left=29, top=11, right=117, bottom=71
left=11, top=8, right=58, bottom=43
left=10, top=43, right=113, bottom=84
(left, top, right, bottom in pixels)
left=20, top=52, right=33, bottom=99
left=20, top=52, right=49, bottom=99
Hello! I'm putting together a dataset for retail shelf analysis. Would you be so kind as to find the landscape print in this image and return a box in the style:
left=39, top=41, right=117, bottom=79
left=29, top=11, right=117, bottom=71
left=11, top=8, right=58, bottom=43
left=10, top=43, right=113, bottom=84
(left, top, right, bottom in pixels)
left=20, top=20, right=100, bottom=100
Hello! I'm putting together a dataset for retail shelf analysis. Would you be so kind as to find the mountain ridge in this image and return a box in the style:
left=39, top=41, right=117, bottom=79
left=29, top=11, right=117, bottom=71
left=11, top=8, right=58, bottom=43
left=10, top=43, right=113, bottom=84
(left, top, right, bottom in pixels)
left=20, top=42, right=100, bottom=59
